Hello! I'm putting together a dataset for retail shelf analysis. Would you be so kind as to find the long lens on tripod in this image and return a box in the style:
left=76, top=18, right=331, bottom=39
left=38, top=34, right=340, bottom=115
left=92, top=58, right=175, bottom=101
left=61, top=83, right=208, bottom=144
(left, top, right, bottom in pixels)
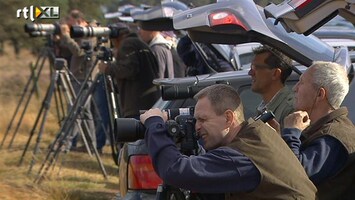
left=24, top=23, right=60, bottom=35
left=28, top=31, right=52, bottom=37
left=161, top=85, right=206, bottom=100
left=70, top=26, right=112, bottom=38
left=161, top=81, right=231, bottom=100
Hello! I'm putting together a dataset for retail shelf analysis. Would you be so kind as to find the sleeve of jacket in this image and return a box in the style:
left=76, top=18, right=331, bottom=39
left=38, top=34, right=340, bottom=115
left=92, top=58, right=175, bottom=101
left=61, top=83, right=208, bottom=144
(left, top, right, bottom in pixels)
left=150, top=45, right=171, bottom=78
left=282, top=128, right=348, bottom=184
left=144, top=116, right=260, bottom=193
left=108, top=40, right=140, bottom=80
left=60, top=35, right=83, bottom=56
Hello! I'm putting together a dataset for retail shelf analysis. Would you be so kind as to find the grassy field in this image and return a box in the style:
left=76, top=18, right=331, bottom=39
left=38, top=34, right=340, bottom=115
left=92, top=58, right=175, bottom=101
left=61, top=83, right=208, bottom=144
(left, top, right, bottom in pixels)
left=0, top=41, right=120, bottom=200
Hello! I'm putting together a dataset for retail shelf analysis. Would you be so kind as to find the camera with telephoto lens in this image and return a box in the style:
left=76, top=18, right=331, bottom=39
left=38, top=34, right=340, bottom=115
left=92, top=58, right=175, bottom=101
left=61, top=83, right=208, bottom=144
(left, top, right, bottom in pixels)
left=70, top=24, right=127, bottom=38
left=161, top=81, right=230, bottom=100
left=115, top=107, right=195, bottom=142
left=24, top=23, right=61, bottom=36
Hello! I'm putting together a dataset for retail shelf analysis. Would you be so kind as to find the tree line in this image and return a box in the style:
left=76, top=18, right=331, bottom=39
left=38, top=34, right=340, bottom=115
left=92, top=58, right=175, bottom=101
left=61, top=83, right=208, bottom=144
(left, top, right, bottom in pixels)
left=0, top=0, right=274, bottom=55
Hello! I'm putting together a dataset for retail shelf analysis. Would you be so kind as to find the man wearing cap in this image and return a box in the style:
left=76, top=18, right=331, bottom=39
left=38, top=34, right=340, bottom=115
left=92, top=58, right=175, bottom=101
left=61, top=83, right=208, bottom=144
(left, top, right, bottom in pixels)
left=248, top=45, right=294, bottom=128
left=161, top=31, right=186, bottom=77
left=138, top=28, right=174, bottom=79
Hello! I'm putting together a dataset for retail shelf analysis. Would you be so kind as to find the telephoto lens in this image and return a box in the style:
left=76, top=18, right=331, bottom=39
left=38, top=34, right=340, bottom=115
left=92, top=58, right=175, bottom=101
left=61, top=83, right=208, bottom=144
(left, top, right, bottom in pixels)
left=115, top=107, right=195, bottom=142
left=161, top=85, right=206, bottom=100
left=24, top=23, right=60, bottom=35
left=70, top=25, right=123, bottom=38
left=115, top=118, right=146, bottom=142
left=28, top=31, right=53, bottom=37
left=70, top=26, right=111, bottom=38
left=161, top=82, right=230, bottom=101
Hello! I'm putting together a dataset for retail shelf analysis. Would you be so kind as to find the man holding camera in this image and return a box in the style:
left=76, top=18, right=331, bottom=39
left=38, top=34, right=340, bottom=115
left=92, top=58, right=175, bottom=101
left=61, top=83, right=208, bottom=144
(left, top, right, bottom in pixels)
left=140, top=84, right=316, bottom=199
left=58, top=9, right=97, bottom=151
left=282, top=61, right=355, bottom=199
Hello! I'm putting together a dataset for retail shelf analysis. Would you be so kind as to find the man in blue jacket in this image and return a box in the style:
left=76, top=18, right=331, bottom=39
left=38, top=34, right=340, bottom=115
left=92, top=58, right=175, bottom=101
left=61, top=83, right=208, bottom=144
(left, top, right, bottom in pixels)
left=140, top=84, right=316, bottom=199
left=282, top=61, right=355, bottom=199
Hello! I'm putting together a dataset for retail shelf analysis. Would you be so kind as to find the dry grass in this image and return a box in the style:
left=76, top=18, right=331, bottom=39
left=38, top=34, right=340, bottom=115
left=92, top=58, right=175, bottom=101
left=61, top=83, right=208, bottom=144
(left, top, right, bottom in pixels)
left=0, top=41, right=119, bottom=200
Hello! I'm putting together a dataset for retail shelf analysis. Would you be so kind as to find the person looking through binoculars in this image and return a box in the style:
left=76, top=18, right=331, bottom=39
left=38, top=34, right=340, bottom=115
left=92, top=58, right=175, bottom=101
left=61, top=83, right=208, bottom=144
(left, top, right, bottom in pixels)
left=99, top=22, right=160, bottom=119
left=140, top=84, right=316, bottom=199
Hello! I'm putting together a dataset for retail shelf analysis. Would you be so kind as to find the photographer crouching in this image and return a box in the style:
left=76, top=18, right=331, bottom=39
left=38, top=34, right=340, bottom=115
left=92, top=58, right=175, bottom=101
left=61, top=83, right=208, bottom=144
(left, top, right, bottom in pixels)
left=140, top=84, right=316, bottom=199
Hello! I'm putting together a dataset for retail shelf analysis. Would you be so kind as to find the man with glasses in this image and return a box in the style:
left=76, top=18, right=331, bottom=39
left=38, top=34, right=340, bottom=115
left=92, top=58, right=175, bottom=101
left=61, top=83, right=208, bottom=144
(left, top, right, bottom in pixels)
left=248, top=45, right=294, bottom=128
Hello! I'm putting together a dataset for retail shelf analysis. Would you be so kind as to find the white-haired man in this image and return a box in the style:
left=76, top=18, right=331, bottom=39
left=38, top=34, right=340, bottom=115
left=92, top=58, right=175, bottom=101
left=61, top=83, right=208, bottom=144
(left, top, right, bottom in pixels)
left=282, top=61, right=355, bottom=199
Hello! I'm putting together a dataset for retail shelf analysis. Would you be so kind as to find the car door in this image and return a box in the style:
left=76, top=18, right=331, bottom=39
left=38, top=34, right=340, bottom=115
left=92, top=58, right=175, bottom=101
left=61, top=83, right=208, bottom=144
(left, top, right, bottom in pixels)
left=173, top=0, right=351, bottom=70
left=264, top=0, right=355, bottom=35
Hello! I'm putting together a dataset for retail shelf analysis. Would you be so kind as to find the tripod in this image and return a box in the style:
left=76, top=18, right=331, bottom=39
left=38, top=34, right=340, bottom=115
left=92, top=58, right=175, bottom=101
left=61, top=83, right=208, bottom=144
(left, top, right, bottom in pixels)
left=17, top=58, right=100, bottom=176
left=17, top=58, right=65, bottom=170
left=103, top=74, right=122, bottom=165
left=0, top=35, right=57, bottom=150
left=33, top=46, right=113, bottom=184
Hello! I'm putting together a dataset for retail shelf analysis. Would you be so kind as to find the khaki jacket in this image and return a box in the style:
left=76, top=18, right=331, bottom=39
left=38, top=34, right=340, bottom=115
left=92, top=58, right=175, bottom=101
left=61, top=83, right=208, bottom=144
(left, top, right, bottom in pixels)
left=226, top=119, right=317, bottom=200
left=302, top=107, right=355, bottom=200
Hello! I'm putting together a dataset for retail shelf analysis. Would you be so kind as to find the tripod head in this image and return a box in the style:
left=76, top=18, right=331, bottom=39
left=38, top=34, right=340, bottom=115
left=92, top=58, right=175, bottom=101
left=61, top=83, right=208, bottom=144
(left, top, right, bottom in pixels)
left=96, top=46, right=113, bottom=62
left=54, top=58, right=67, bottom=71
left=80, top=40, right=94, bottom=61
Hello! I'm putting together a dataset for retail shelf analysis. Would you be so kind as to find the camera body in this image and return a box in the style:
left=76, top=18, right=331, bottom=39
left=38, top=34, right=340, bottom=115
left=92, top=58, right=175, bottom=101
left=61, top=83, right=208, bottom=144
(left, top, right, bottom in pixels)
left=24, top=23, right=61, bottom=37
left=166, top=114, right=198, bottom=155
left=115, top=107, right=195, bottom=142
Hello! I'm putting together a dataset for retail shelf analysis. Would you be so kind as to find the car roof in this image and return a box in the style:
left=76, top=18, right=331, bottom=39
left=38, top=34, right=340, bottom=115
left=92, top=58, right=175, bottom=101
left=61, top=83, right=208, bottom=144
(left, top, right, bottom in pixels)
left=131, top=0, right=188, bottom=31
left=172, top=0, right=349, bottom=68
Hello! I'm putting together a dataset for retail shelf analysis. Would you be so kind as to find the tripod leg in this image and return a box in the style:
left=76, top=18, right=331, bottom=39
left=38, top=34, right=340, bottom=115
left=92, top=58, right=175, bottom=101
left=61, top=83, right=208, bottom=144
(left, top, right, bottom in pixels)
left=6, top=50, right=52, bottom=150
left=26, top=71, right=59, bottom=174
left=91, top=76, right=111, bottom=154
left=34, top=58, right=108, bottom=183
left=59, top=71, right=93, bottom=157
left=53, top=81, right=65, bottom=126
left=18, top=75, right=52, bottom=166
left=35, top=79, right=108, bottom=183
left=69, top=76, right=108, bottom=179
left=104, top=75, right=122, bottom=165
left=1, top=50, right=47, bottom=149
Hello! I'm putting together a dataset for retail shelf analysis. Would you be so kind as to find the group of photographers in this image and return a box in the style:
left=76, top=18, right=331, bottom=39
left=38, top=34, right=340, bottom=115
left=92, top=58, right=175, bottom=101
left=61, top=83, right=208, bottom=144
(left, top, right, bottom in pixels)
left=51, top=8, right=355, bottom=200
left=141, top=62, right=355, bottom=199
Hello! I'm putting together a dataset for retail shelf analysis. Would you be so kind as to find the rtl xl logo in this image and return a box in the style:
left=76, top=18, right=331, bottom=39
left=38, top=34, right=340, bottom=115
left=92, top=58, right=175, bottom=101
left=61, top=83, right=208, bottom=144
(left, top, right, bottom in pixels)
left=16, top=6, right=60, bottom=21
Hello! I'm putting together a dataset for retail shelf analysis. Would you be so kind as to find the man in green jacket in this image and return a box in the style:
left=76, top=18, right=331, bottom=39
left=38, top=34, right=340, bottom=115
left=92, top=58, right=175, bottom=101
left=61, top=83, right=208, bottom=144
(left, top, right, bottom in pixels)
left=248, top=45, right=294, bottom=128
